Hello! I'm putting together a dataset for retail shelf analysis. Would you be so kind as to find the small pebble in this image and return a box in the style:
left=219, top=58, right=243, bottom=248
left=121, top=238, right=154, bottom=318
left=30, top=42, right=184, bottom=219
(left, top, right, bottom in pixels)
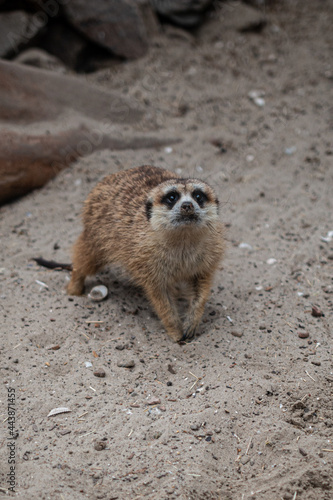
left=94, top=441, right=107, bottom=451
left=93, top=368, right=106, bottom=378
left=299, top=447, right=307, bottom=456
left=147, top=397, right=161, bottom=405
left=117, top=360, right=135, bottom=368
left=298, top=331, right=310, bottom=339
left=190, top=424, right=199, bottom=431
left=231, top=331, right=243, bottom=338
left=311, top=305, right=324, bottom=317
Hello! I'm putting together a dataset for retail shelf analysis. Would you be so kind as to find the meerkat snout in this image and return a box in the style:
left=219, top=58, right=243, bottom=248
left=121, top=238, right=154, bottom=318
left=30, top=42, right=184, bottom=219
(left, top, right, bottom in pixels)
left=67, top=165, right=225, bottom=343
left=180, top=201, right=194, bottom=214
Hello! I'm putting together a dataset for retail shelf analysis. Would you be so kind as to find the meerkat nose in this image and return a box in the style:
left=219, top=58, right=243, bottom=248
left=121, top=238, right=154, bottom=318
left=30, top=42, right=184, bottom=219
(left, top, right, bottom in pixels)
left=181, top=201, right=195, bottom=214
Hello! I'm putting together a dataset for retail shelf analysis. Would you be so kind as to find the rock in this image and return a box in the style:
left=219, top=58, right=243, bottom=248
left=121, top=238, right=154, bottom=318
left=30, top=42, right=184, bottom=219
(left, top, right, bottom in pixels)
left=0, top=59, right=144, bottom=125
left=94, top=440, right=107, bottom=451
left=0, top=11, right=42, bottom=58
left=152, top=0, right=212, bottom=27
left=63, top=0, right=158, bottom=59
left=0, top=60, right=181, bottom=204
left=117, top=360, right=135, bottom=369
left=93, top=368, right=106, bottom=378
left=311, top=305, right=324, bottom=317
left=14, top=48, right=66, bottom=73
left=0, top=127, right=89, bottom=205
left=219, top=2, right=266, bottom=33
left=231, top=331, right=243, bottom=338
left=298, top=331, right=310, bottom=339
left=147, top=397, right=161, bottom=405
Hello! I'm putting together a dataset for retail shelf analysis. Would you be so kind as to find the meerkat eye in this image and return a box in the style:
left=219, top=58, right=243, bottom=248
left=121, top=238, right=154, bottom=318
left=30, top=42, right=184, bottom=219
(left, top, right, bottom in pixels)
left=192, top=189, right=208, bottom=207
left=161, top=191, right=180, bottom=208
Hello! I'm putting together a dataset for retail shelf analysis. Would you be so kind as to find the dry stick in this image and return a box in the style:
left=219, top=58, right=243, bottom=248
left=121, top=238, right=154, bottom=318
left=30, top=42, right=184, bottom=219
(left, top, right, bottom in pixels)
left=245, top=436, right=253, bottom=455
left=189, top=371, right=200, bottom=390
left=33, top=257, right=72, bottom=271
left=305, top=370, right=316, bottom=382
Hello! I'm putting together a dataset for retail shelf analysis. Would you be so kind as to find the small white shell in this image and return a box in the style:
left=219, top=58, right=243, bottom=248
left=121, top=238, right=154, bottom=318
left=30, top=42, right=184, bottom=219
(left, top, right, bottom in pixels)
left=88, top=285, right=108, bottom=302
left=47, top=407, right=71, bottom=417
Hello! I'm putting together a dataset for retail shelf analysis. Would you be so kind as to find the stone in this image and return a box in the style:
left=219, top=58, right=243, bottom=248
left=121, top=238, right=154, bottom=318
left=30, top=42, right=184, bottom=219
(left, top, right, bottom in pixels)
left=94, top=440, right=107, bottom=451
left=117, top=360, right=135, bottom=369
left=0, top=127, right=89, bottom=205
left=0, top=60, right=180, bottom=204
left=0, top=59, right=144, bottom=125
left=14, top=48, right=66, bottom=73
left=0, top=11, right=42, bottom=58
left=63, top=0, right=158, bottom=59
left=151, top=0, right=212, bottom=27
left=147, top=397, right=161, bottom=405
left=219, top=2, right=266, bottom=33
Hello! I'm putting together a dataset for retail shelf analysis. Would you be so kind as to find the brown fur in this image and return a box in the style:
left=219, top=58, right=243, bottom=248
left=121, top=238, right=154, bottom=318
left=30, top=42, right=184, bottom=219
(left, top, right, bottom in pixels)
left=67, top=165, right=225, bottom=342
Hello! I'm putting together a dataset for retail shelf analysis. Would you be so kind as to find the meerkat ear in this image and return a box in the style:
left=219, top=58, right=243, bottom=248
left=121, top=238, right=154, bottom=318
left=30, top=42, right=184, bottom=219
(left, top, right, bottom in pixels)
left=145, top=199, right=153, bottom=220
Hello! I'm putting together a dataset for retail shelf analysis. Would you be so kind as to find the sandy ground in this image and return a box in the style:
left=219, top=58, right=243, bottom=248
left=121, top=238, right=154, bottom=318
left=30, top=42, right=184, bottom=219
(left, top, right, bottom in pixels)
left=1, top=1, right=332, bottom=499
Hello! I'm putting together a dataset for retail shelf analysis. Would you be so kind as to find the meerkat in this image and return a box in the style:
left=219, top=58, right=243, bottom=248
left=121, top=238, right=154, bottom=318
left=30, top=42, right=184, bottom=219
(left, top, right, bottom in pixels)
left=67, top=165, right=225, bottom=342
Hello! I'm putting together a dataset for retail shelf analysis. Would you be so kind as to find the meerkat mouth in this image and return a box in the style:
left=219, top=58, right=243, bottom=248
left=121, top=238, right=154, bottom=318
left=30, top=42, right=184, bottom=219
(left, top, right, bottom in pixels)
left=173, top=213, right=200, bottom=225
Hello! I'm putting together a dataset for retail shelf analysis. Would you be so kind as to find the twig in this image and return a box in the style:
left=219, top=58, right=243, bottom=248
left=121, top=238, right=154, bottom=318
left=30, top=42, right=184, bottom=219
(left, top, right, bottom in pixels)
left=245, top=436, right=253, bottom=455
left=33, top=257, right=72, bottom=271
left=189, top=371, right=200, bottom=390
left=80, top=430, right=95, bottom=437
left=305, top=370, right=316, bottom=382
left=232, top=432, right=241, bottom=443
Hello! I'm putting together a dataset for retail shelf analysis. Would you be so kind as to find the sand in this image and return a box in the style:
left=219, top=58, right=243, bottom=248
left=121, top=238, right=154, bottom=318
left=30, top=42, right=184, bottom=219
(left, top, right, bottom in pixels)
left=0, top=1, right=332, bottom=499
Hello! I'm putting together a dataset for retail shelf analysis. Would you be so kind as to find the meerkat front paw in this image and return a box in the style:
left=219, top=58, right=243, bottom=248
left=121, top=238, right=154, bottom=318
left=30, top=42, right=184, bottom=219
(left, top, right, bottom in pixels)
left=180, top=325, right=197, bottom=342
left=165, top=328, right=184, bottom=343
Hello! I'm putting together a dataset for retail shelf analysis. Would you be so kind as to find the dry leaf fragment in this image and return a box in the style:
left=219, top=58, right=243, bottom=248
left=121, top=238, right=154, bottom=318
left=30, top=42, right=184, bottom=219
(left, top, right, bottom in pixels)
left=47, top=407, right=71, bottom=417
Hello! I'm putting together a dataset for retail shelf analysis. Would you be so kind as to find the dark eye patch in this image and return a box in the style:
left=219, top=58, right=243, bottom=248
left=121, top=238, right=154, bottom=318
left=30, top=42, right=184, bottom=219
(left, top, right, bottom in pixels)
left=161, top=190, right=180, bottom=209
left=145, top=200, right=153, bottom=220
left=192, top=189, right=208, bottom=207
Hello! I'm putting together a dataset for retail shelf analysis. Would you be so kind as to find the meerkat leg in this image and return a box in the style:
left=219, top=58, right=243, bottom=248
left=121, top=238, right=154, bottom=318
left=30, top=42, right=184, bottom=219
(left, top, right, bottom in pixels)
left=144, top=284, right=183, bottom=342
left=67, top=233, right=101, bottom=296
left=182, top=274, right=214, bottom=341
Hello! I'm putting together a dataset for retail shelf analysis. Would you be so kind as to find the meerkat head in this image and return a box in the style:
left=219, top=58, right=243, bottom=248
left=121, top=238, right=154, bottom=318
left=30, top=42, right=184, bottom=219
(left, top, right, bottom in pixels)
left=146, top=178, right=220, bottom=232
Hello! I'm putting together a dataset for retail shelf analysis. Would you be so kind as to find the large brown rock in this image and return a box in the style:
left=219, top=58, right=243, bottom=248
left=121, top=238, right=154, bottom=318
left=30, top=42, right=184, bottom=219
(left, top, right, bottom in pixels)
left=63, top=0, right=158, bottom=59
left=0, top=59, right=144, bottom=124
left=0, top=128, right=88, bottom=205
left=0, top=61, right=180, bottom=205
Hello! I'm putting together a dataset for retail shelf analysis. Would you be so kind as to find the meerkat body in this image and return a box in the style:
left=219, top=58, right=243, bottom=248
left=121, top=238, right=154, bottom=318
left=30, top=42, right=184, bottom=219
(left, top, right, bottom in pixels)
left=67, top=165, right=225, bottom=342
